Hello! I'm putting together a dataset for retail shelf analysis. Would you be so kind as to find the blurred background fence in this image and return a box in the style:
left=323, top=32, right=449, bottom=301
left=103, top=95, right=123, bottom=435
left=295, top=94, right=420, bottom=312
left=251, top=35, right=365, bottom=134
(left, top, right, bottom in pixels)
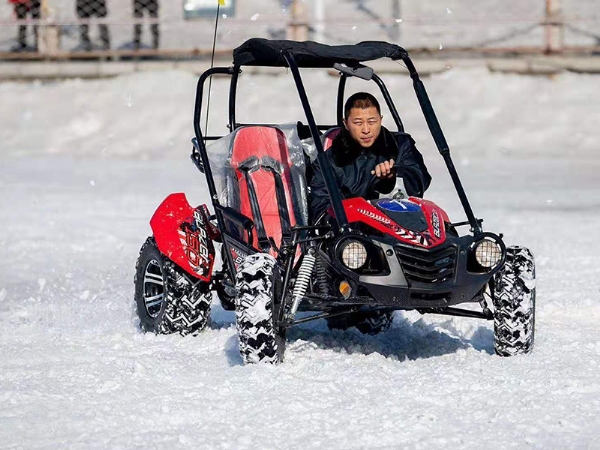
left=1, top=0, right=600, bottom=59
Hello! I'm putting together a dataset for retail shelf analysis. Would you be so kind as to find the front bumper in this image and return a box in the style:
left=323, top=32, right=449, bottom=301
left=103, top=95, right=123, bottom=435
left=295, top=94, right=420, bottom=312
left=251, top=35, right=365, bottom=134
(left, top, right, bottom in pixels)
left=329, top=233, right=504, bottom=309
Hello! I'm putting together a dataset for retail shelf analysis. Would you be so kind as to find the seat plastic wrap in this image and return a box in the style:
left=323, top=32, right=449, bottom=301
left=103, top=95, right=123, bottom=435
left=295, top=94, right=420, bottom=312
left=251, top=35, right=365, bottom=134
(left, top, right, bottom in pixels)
left=205, top=124, right=311, bottom=251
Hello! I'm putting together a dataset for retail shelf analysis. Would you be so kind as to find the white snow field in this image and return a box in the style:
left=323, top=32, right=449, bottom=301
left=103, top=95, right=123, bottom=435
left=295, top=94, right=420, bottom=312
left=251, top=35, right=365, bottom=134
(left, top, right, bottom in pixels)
left=1, top=67, right=600, bottom=450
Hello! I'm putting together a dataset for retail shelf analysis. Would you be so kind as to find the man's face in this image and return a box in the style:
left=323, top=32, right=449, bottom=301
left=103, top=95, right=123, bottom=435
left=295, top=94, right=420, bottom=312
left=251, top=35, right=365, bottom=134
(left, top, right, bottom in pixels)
left=343, top=106, right=383, bottom=148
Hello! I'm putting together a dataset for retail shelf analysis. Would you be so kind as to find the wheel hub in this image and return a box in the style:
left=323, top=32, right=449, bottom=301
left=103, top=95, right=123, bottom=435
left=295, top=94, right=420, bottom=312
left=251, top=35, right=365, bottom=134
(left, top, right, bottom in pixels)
left=143, top=259, right=165, bottom=318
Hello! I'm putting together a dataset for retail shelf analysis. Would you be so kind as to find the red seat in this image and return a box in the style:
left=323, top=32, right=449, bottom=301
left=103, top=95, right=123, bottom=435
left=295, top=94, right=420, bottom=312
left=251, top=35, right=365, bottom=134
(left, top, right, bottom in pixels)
left=322, top=127, right=341, bottom=151
left=228, top=126, right=300, bottom=256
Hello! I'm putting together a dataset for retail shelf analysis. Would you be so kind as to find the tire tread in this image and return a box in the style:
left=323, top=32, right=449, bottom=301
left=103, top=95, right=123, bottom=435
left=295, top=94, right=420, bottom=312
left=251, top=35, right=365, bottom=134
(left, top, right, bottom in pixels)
left=134, top=237, right=211, bottom=336
left=493, top=246, right=536, bottom=356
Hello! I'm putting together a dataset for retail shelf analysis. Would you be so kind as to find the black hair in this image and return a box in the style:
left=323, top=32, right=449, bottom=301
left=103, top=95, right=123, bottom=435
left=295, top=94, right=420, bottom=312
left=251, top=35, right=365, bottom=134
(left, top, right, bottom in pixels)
left=344, top=92, right=381, bottom=119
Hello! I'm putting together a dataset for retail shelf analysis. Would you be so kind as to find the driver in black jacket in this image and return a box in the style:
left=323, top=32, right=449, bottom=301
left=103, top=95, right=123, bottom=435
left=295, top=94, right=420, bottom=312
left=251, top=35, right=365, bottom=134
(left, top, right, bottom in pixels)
left=309, top=92, right=431, bottom=219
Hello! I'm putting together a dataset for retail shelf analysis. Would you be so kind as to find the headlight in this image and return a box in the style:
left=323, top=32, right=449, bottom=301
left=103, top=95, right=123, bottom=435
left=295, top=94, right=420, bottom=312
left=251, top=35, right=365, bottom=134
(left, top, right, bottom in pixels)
left=341, top=240, right=368, bottom=269
left=474, top=239, right=502, bottom=268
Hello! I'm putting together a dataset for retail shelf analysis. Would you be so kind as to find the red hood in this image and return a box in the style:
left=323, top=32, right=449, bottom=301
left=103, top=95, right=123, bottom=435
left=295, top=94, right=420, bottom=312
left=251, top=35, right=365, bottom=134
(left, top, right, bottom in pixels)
left=338, top=197, right=450, bottom=248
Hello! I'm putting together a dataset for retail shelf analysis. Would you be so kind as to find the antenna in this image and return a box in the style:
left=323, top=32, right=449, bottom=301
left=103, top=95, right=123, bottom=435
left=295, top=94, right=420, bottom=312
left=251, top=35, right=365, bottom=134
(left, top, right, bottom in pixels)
left=204, top=0, right=223, bottom=142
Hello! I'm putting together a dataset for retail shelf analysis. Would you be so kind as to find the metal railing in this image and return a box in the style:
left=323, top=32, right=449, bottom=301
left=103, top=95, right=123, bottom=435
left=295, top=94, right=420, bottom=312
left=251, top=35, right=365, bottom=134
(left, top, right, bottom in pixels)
left=1, top=0, right=599, bottom=60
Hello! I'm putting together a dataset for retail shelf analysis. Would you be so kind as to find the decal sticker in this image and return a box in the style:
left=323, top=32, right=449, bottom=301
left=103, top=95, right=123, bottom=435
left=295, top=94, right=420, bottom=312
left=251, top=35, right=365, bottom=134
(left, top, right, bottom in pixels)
left=197, top=204, right=220, bottom=241
left=230, top=248, right=248, bottom=271
left=357, top=208, right=393, bottom=225
left=178, top=223, right=211, bottom=276
left=194, top=209, right=205, bottom=229
left=378, top=199, right=421, bottom=213
left=431, top=210, right=441, bottom=239
left=391, top=225, right=431, bottom=247
left=357, top=207, right=431, bottom=247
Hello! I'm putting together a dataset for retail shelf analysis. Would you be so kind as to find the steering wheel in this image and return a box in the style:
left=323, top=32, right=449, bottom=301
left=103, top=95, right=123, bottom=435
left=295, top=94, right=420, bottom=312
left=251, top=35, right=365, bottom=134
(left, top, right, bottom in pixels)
left=367, top=163, right=403, bottom=190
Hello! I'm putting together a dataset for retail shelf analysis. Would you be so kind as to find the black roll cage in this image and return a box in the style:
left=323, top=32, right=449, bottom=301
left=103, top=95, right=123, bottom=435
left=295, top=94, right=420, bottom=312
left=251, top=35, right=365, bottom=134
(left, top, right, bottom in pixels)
left=191, top=51, right=483, bottom=267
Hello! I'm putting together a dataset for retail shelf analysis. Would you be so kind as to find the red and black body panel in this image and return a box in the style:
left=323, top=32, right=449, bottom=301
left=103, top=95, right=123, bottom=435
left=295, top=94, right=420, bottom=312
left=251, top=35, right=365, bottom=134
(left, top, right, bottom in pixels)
left=306, top=196, right=503, bottom=310
left=340, top=197, right=450, bottom=249
left=185, top=46, right=502, bottom=323
left=150, top=193, right=216, bottom=281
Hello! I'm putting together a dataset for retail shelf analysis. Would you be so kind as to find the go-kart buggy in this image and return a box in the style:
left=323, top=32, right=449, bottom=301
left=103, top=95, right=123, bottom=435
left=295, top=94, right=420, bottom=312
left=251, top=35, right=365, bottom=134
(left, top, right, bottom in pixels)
left=134, top=39, right=536, bottom=364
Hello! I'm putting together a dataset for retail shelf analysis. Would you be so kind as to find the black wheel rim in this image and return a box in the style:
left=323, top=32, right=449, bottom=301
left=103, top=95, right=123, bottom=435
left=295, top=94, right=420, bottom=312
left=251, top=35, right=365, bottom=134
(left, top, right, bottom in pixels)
left=143, top=259, right=165, bottom=318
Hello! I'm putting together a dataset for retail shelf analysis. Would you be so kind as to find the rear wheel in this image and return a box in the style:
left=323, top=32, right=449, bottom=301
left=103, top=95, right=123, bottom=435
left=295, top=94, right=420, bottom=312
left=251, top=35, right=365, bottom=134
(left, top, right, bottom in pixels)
left=327, top=311, right=393, bottom=335
left=492, top=246, right=536, bottom=356
left=234, top=253, right=286, bottom=364
left=215, top=280, right=236, bottom=311
left=134, top=237, right=212, bottom=336
left=355, top=311, right=394, bottom=335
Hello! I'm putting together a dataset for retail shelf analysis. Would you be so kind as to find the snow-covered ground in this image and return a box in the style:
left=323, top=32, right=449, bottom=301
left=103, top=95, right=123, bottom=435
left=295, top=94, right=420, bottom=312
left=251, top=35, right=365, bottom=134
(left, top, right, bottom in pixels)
left=1, top=67, right=600, bottom=449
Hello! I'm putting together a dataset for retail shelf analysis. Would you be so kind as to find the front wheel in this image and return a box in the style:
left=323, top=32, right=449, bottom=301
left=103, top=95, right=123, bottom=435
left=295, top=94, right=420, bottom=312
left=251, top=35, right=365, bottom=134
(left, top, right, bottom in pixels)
left=234, top=253, right=286, bottom=364
left=492, top=246, right=536, bottom=356
left=134, top=237, right=212, bottom=336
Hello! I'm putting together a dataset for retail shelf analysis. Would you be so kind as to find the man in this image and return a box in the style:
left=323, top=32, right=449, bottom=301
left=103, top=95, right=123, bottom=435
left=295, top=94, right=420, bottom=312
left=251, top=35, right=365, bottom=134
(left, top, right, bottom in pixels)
left=9, top=0, right=40, bottom=52
left=76, top=0, right=110, bottom=51
left=309, top=92, right=431, bottom=219
left=133, top=0, right=159, bottom=50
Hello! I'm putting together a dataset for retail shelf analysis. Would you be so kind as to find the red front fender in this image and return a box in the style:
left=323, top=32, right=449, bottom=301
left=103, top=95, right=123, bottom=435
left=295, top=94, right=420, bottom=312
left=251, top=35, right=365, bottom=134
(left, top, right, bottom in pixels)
left=150, top=193, right=215, bottom=281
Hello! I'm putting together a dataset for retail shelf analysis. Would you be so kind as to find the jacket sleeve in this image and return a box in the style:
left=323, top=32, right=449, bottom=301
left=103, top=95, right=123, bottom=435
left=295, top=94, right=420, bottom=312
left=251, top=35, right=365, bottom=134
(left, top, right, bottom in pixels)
left=392, top=133, right=431, bottom=197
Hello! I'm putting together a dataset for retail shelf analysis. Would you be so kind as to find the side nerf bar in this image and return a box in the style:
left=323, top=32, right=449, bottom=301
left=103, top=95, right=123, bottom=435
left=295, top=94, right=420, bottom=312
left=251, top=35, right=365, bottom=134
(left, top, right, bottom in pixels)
left=215, top=204, right=255, bottom=248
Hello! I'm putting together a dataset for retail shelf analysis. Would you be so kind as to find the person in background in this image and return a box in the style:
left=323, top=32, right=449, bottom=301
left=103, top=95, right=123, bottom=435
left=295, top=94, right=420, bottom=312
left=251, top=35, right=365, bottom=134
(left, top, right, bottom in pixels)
left=9, top=0, right=40, bottom=52
left=133, top=0, right=159, bottom=50
left=76, top=0, right=110, bottom=51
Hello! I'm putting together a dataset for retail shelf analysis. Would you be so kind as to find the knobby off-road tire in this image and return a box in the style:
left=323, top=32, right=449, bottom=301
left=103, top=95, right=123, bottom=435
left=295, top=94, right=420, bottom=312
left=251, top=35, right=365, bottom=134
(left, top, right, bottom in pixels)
left=216, top=282, right=236, bottom=311
left=492, top=246, right=536, bottom=356
left=327, top=311, right=393, bottom=336
left=355, top=311, right=394, bottom=335
left=134, top=237, right=211, bottom=336
left=235, top=253, right=285, bottom=364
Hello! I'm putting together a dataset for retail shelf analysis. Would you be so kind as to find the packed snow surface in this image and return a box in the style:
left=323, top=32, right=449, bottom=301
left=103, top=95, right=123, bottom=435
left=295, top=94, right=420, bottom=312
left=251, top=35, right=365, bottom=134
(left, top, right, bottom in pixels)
left=1, top=68, right=600, bottom=449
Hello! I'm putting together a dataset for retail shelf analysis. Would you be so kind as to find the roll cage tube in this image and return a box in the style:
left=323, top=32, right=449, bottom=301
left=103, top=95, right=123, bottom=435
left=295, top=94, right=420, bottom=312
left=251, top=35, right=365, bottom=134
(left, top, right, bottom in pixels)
left=193, top=66, right=236, bottom=205
left=228, top=66, right=241, bottom=131
left=283, top=51, right=349, bottom=229
left=372, top=73, right=404, bottom=132
left=193, top=65, right=247, bottom=285
left=193, top=52, right=481, bottom=236
left=401, top=56, right=483, bottom=235
left=336, top=75, right=346, bottom=127
left=335, top=72, right=404, bottom=132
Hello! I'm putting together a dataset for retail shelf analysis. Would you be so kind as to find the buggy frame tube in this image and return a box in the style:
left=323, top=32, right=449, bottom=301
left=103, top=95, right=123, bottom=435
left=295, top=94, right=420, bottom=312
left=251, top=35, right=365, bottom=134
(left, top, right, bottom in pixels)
left=193, top=66, right=235, bottom=206
left=228, top=66, right=241, bottom=131
left=278, top=230, right=300, bottom=324
left=402, top=56, right=482, bottom=235
left=336, top=74, right=347, bottom=127
left=336, top=72, right=405, bottom=132
left=193, top=66, right=240, bottom=280
left=372, top=73, right=404, bottom=132
left=235, top=123, right=335, bottom=131
left=419, top=307, right=493, bottom=320
left=283, top=51, right=349, bottom=228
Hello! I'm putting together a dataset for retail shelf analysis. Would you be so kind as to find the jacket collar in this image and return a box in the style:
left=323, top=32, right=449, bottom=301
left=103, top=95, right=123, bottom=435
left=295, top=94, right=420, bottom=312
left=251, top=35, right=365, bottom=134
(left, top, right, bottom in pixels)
left=330, top=126, right=397, bottom=167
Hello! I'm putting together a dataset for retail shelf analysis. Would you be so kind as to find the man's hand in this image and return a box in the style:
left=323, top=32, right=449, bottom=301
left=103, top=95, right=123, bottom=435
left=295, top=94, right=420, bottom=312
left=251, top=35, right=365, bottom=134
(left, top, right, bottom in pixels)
left=372, top=159, right=395, bottom=179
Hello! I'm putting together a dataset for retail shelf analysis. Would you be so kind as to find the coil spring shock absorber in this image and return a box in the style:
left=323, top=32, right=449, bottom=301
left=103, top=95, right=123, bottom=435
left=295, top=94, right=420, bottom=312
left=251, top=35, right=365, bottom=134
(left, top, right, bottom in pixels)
left=289, top=252, right=316, bottom=316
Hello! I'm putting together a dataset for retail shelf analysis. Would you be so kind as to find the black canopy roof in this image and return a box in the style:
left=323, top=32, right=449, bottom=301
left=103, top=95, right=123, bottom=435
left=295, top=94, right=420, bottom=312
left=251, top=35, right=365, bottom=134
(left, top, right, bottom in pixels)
left=233, top=38, right=408, bottom=68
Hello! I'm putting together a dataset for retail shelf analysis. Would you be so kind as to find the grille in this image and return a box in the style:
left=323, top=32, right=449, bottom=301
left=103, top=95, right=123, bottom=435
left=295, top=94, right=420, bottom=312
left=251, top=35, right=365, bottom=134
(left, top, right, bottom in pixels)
left=396, top=245, right=457, bottom=285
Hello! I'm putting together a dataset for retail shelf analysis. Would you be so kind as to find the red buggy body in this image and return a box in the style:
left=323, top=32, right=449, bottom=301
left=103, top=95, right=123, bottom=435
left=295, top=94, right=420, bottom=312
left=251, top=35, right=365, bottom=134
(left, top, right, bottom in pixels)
left=134, top=39, right=536, bottom=364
